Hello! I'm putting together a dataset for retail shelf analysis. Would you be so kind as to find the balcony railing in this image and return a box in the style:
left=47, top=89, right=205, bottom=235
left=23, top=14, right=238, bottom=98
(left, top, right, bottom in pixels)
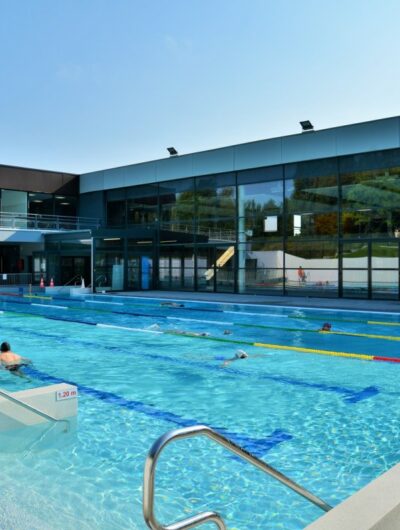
left=160, top=222, right=236, bottom=241
left=0, top=211, right=101, bottom=231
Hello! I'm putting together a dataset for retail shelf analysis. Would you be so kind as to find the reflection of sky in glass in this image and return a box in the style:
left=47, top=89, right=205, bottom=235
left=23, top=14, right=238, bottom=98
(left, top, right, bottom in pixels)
left=240, top=181, right=283, bottom=208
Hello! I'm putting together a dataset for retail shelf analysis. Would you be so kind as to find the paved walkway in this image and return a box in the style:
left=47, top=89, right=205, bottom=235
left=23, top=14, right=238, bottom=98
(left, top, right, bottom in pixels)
left=115, top=291, right=400, bottom=314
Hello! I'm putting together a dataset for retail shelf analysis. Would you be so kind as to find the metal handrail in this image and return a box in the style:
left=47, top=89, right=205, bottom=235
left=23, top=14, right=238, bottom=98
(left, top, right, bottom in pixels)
left=53, top=274, right=82, bottom=291
left=0, top=388, right=69, bottom=432
left=0, top=210, right=101, bottom=230
left=143, top=425, right=332, bottom=530
left=62, top=274, right=82, bottom=287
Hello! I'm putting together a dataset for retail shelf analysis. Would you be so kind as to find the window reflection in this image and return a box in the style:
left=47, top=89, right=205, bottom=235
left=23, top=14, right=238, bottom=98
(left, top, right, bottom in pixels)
left=285, top=176, right=338, bottom=213
left=238, top=180, right=283, bottom=240
left=159, top=179, right=194, bottom=223
left=287, top=212, right=337, bottom=238
left=159, top=246, right=194, bottom=290
left=127, top=185, right=158, bottom=225
left=343, top=270, right=368, bottom=298
left=95, top=238, right=124, bottom=291
left=196, top=174, right=236, bottom=221
left=372, top=270, right=398, bottom=300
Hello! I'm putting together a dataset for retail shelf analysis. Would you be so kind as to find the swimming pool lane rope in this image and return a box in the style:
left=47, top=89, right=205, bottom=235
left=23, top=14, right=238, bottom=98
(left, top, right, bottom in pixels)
left=237, top=322, right=400, bottom=342
left=289, top=314, right=400, bottom=328
left=5, top=296, right=400, bottom=343
left=2, top=305, right=400, bottom=363
left=3, top=292, right=400, bottom=329
left=163, top=330, right=400, bottom=363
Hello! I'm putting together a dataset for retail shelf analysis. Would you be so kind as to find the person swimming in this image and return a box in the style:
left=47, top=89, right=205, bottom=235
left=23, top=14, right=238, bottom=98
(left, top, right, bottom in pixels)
left=160, top=302, right=184, bottom=308
left=0, top=342, right=32, bottom=379
left=147, top=323, right=161, bottom=331
left=220, top=349, right=269, bottom=368
left=221, top=349, right=249, bottom=367
left=320, top=322, right=332, bottom=331
left=171, top=330, right=209, bottom=337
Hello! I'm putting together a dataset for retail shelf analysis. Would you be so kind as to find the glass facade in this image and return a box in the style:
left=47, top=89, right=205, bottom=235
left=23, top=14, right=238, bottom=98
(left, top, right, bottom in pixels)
left=95, top=147, right=400, bottom=299
left=0, top=189, right=77, bottom=220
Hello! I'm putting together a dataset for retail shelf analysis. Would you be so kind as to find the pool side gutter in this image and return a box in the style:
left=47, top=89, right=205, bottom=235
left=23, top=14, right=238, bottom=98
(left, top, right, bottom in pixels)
left=305, top=463, right=400, bottom=530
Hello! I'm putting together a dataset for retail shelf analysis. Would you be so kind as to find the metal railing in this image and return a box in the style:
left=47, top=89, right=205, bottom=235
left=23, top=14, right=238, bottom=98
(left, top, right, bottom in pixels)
left=143, top=425, right=332, bottom=530
left=0, top=273, right=33, bottom=286
left=160, top=222, right=236, bottom=242
left=0, top=388, right=69, bottom=432
left=0, top=211, right=101, bottom=231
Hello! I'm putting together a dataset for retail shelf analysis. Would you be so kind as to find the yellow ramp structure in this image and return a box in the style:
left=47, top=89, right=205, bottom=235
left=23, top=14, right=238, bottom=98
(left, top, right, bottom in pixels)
left=204, top=246, right=235, bottom=281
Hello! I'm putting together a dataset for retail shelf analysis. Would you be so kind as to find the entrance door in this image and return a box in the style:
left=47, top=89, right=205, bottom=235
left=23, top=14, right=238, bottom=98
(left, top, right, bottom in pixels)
left=127, top=255, right=153, bottom=290
left=342, top=240, right=399, bottom=299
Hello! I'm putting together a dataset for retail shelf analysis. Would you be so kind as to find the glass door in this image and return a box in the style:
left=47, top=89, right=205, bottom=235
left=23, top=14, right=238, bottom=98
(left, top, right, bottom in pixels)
left=127, top=255, right=153, bottom=290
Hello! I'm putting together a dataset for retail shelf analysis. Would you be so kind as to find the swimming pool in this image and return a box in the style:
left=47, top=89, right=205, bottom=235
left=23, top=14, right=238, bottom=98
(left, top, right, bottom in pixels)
left=0, top=293, right=399, bottom=529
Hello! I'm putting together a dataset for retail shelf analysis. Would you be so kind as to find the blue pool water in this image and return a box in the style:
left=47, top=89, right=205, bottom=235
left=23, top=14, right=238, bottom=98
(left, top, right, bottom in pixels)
left=0, top=294, right=400, bottom=529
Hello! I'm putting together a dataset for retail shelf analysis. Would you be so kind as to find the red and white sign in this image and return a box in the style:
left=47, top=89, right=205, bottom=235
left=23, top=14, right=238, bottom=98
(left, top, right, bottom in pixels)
left=56, top=388, right=78, bottom=401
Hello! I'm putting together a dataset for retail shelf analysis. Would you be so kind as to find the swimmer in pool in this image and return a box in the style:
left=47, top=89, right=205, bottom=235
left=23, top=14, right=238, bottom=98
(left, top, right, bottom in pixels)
left=320, top=322, right=332, bottom=332
left=223, top=329, right=232, bottom=335
left=171, top=330, right=209, bottom=337
left=160, top=302, right=184, bottom=308
left=220, top=349, right=267, bottom=368
left=221, top=349, right=249, bottom=367
left=0, top=342, right=32, bottom=379
left=147, top=323, right=161, bottom=331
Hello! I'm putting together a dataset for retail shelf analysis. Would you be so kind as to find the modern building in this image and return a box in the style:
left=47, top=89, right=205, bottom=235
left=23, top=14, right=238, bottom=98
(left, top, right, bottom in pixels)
left=3, top=116, right=400, bottom=299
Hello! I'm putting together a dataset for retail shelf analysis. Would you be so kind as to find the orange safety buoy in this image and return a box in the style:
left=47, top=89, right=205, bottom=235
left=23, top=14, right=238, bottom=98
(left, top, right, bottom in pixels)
left=40, top=277, right=44, bottom=288
left=50, top=277, right=54, bottom=287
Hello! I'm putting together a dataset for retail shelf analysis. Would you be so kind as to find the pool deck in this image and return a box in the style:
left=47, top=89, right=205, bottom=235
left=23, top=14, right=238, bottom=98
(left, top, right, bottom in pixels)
left=114, top=291, right=400, bottom=314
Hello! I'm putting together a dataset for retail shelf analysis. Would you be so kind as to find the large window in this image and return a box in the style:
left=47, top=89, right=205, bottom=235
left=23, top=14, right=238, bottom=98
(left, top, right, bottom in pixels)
left=285, top=159, right=338, bottom=240
left=238, top=180, right=283, bottom=241
left=95, top=147, right=400, bottom=299
left=107, top=189, right=126, bottom=226
left=342, top=242, right=368, bottom=298
left=159, top=246, right=194, bottom=290
left=94, top=237, right=124, bottom=290
left=127, top=184, right=158, bottom=225
left=238, top=241, right=284, bottom=294
left=196, top=173, right=236, bottom=243
left=285, top=240, right=338, bottom=297
left=28, top=192, right=54, bottom=215
left=340, top=165, right=400, bottom=238
left=159, top=179, right=195, bottom=242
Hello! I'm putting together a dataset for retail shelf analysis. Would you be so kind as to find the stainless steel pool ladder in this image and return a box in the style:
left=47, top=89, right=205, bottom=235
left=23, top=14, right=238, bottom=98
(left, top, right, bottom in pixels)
left=0, top=388, right=69, bottom=433
left=143, top=424, right=332, bottom=530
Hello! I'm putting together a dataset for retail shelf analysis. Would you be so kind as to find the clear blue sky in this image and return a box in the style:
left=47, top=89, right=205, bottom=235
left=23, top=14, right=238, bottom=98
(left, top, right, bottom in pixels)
left=0, top=0, right=399, bottom=174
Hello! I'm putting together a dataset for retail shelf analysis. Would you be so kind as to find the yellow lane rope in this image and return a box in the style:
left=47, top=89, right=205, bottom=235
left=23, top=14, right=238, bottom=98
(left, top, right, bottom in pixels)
left=320, top=330, right=400, bottom=342
left=253, top=342, right=374, bottom=361
left=368, top=320, right=400, bottom=327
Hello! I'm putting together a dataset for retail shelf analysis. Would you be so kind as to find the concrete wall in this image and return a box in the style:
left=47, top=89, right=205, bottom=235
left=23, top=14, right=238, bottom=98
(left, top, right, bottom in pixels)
left=80, top=116, right=400, bottom=194
left=0, top=383, right=77, bottom=431
left=305, top=463, right=400, bottom=530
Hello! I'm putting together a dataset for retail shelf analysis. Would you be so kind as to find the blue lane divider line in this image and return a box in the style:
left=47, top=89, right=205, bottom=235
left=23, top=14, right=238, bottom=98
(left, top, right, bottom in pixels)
left=343, top=386, right=379, bottom=403
left=45, top=316, right=97, bottom=325
left=24, top=367, right=292, bottom=457
left=217, top=427, right=293, bottom=458
left=1, top=306, right=379, bottom=404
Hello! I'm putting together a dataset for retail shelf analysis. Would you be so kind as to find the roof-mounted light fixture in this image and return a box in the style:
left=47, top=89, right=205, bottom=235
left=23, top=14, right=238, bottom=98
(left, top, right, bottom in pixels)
left=167, top=147, right=178, bottom=156
left=300, top=120, right=314, bottom=132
